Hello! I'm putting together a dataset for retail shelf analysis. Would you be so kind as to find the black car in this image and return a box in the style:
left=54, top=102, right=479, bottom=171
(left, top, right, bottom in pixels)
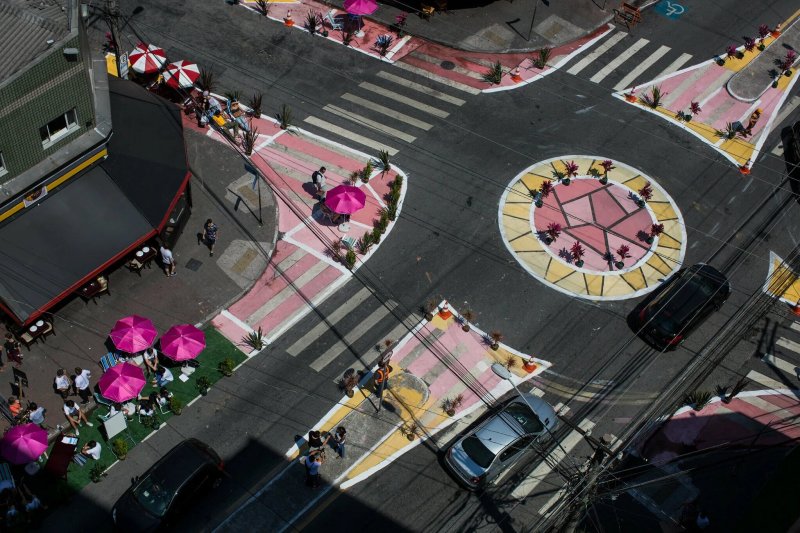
left=112, top=439, right=224, bottom=532
left=629, top=263, right=731, bottom=350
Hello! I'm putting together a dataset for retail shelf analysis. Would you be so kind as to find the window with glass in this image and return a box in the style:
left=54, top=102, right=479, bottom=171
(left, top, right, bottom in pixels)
left=40, top=109, right=78, bottom=145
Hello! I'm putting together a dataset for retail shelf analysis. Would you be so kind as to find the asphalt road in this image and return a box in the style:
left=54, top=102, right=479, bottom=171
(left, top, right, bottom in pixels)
left=68, top=0, right=800, bottom=530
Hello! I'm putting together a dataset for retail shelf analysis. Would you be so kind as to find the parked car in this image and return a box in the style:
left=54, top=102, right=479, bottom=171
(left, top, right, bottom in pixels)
left=444, top=394, right=557, bottom=490
left=629, top=263, right=731, bottom=350
left=112, top=439, right=224, bottom=532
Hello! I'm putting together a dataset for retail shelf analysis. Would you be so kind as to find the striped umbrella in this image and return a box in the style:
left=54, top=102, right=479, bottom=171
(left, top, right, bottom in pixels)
left=129, top=42, right=166, bottom=74
left=163, top=60, right=201, bottom=89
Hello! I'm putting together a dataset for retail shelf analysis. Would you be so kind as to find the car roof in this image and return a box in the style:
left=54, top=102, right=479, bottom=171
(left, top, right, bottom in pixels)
left=144, top=440, right=215, bottom=493
left=473, top=395, right=555, bottom=455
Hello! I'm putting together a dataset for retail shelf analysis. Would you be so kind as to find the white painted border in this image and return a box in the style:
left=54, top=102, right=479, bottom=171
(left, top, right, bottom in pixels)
left=498, top=155, right=688, bottom=301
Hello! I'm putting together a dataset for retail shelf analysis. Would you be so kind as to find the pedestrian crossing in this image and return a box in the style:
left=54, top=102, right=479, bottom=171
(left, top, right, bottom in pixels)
left=745, top=318, right=800, bottom=391
left=302, top=67, right=471, bottom=156
left=562, top=29, right=694, bottom=91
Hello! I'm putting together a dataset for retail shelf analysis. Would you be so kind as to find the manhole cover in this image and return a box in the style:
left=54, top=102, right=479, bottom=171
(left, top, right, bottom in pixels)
left=185, top=258, right=203, bottom=271
left=440, top=61, right=455, bottom=70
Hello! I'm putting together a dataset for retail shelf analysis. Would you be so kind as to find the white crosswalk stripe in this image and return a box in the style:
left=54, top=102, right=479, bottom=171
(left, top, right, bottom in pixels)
left=563, top=30, right=694, bottom=91
left=302, top=69, right=467, bottom=156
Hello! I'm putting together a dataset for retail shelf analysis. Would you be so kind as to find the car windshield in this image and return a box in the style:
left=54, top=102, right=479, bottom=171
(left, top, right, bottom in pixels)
left=462, top=435, right=496, bottom=469
left=132, top=476, right=174, bottom=517
left=504, top=402, right=544, bottom=434
left=649, top=273, right=717, bottom=332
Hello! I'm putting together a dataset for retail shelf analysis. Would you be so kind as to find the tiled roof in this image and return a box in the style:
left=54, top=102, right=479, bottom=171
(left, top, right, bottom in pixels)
left=0, top=0, right=69, bottom=85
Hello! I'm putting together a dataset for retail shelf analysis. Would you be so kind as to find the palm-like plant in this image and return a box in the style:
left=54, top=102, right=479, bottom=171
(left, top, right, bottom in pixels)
left=357, top=232, right=373, bottom=254
left=375, top=35, right=394, bottom=57
left=564, top=160, right=579, bottom=178
left=685, top=390, right=713, bottom=411
left=758, top=24, right=771, bottom=39
left=460, top=309, right=475, bottom=332
left=646, top=223, right=664, bottom=244
left=377, top=149, right=391, bottom=174
left=483, top=62, right=504, bottom=85
left=304, top=11, right=321, bottom=34
left=241, top=125, right=259, bottom=156
left=716, top=122, right=738, bottom=139
left=277, top=104, right=293, bottom=130
left=571, top=242, right=585, bottom=267
left=535, top=180, right=553, bottom=207
left=255, top=0, right=270, bottom=16
left=242, top=327, right=266, bottom=351
left=197, top=68, right=215, bottom=93
left=248, top=92, right=263, bottom=117
left=641, top=86, right=665, bottom=108
left=638, top=184, right=653, bottom=203
left=534, top=47, right=551, bottom=69
left=690, top=101, right=702, bottom=116
left=489, top=331, right=503, bottom=350
left=615, top=245, right=630, bottom=269
left=545, top=222, right=561, bottom=243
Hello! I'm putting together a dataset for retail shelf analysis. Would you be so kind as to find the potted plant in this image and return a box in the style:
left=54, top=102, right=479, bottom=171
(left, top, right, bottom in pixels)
left=241, top=327, right=266, bottom=351
left=615, top=245, right=630, bottom=269
left=247, top=92, right=263, bottom=117
left=534, top=47, right=551, bottom=69
left=112, top=438, right=128, bottom=460
left=441, top=394, right=464, bottom=416
left=534, top=180, right=553, bottom=207
left=169, top=396, right=184, bottom=415
left=304, top=11, right=321, bottom=35
left=460, top=309, right=475, bottom=332
left=277, top=104, right=293, bottom=130
left=489, top=331, right=503, bottom=351
left=726, top=44, right=740, bottom=60
left=377, top=149, right=391, bottom=175
left=255, top=0, right=270, bottom=17
left=721, top=376, right=748, bottom=404
left=758, top=24, right=770, bottom=49
left=647, top=223, right=664, bottom=245
left=241, top=126, right=260, bottom=156
left=339, top=368, right=360, bottom=398
left=218, top=357, right=235, bottom=377
left=375, top=35, right=394, bottom=57
left=684, top=390, right=712, bottom=411
left=562, top=160, right=579, bottom=185
left=641, top=86, right=665, bottom=108
left=637, top=184, right=653, bottom=207
left=505, top=355, right=518, bottom=370
left=743, top=36, right=756, bottom=53
left=544, top=222, right=561, bottom=244
left=90, top=462, right=108, bottom=483
left=361, top=160, right=374, bottom=183
left=423, top=300, right=437, bottom=321
left=783, top=50, right=797, bottom=75
left=571, top=242, right=586, bottom=267
left=196, top=376, right=211, bottom=396
left=357, top=232, right=373, bottom=255
left=403, top=422, right=418, bottom=441
left=482, top=62, right=503, bottom=85
left=344, top=250, right=357, bottom=270
left=392, top=12, right=408, bottom=37
left=599, top=160, right=614, bottom=184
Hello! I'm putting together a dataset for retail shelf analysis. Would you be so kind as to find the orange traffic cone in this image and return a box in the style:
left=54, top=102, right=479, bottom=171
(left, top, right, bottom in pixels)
left=739, top=159, right=751, bottom=175
left=792, top=298, right=800, bottom=317
left=772, top=23, right=782, bottom=37
left=284, top=11, right=294, bottom=26
left=523, top=359, right=537, bottom=373
left=438, top=301, right=453, bottom=320
left=510, top=67, right=522, bottom=83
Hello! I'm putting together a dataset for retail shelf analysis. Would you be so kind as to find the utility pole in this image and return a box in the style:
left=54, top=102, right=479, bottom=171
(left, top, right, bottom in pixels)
left=105, top=0, right=126, bottom=78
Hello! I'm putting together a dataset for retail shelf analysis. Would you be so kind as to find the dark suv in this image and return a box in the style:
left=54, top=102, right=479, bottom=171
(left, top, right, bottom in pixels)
left=629, top=263, right=731, bottom=350
left=112, top=439, right=224, bottom=532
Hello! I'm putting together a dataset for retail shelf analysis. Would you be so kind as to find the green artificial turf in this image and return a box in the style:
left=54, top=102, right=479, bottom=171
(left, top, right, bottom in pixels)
left=25, top=326, right=247, bottom=508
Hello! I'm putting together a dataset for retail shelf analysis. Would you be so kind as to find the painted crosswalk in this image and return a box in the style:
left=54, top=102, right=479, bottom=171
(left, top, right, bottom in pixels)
left=562, top=30, right=694, bottom=91
left=744, top=320, right=800, bottom=391
left=302, top=68, right=469, bottom=156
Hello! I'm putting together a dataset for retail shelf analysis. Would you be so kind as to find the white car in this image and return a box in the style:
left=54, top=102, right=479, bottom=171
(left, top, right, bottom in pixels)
left=444, top=394, right=557, bottom=490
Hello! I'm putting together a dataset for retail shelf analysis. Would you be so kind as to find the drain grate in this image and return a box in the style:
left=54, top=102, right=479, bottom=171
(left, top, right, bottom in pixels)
left=185, top=258, right=203, bottom=271
left=440, top=60, right=455, bottom=70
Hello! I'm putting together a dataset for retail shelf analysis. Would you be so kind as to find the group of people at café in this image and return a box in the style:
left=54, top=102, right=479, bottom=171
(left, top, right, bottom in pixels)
left=193, top=91, right=251, bottom=138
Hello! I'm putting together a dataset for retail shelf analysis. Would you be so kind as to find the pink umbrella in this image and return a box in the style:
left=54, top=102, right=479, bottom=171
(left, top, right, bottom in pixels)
left=98, top=362, right=147, bottom=403
left=1, top=423, right=48, bottom=464
left=163, top=60, right=201, bottom=89
left=160, top=324, right=206, bottom=361
left=129, top=42, right=167, bottom=74
left=325, top=185, right=367, bottom=214
left=344, top=0, right=378, bottom=15
left=109, top=315, right=158, bottom=353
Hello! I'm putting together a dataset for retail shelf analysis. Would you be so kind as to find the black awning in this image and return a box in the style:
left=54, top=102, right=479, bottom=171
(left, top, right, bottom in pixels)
left=102, top=76, right=188, bottom=228
left=0, top=167, right=153, bottom=322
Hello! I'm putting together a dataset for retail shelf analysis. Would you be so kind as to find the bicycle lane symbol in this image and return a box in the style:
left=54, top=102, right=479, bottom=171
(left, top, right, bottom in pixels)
left=655, top=0, right=685, bottom=19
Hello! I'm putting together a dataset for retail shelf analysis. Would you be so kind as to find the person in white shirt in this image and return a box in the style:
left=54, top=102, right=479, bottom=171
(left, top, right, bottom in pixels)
left=28, top=403, right=45, bottom=426
left=73, top=367, right=91, bottom=404
left=160, top=245, right=176, bottom=277
left=81, top=440, right=101, bottom=460
left=54, top=369, right=71, bottom=400
left=63, top=400, right=92, bottom=435
left=143, top=347, right=159, bottom=376
left=153, top=366, right=173, bottom=387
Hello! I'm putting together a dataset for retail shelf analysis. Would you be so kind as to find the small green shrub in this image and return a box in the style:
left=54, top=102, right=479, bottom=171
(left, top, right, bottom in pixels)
left=196, top=376, right=212, bottom=395
left=482, top=62, right=503, bottom=84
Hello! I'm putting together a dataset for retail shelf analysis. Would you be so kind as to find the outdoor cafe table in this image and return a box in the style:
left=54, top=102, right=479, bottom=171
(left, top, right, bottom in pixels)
left=44, top=434, right=78, bottom=480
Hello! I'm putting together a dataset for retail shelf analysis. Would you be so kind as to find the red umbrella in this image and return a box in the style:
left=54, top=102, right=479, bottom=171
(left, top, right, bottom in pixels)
left=163, top=60, right=201, bottom=89
left=161, top=324, right=206, bottom=361
left=1, top=424, right=48, bottom=464
left=98, top=362, right=147, bottom=403
left=344, top=0, right=378, bottom=15
left=129, top=42, right=167, bottom=74
left=109, top=315, right=158, bottom=353
left=325, top=185, right=367, bottom=214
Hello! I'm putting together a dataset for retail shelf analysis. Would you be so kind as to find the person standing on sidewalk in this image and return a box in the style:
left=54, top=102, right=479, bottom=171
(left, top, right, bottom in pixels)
left=54, top=369, right=71, bottom=400
left=312, top=167, right=327, bottom=201
left=73, top=367, right=91, bottom=404
left=330, top=426, right=346, bottom=458
left=4, top=333, right=22, bottom=367
left=202, top=219, right=219, bottom=257
left=304, top=450, right=324, bottom=488
left=160, top=245, right=176, bottom=277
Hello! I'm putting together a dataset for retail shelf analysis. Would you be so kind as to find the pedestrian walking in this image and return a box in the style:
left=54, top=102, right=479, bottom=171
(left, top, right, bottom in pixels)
left=54, top=369, right=71, bottom=400
left=330, top=426, right=346, bottom=458
left=202, top=219, right=219, bottom=256
left=304, top=450, right=324, bottom=488
left=4, top=333, right=22, bottom=367
left=73, top=367, right=91, bottom=404
left=160, top=245, right=176, bottom=277
left=312, top=167, right=327, bottom=200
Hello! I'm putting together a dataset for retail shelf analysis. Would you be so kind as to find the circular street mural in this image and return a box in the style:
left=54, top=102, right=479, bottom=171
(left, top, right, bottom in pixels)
left=499, top=156, right=687, bottom=300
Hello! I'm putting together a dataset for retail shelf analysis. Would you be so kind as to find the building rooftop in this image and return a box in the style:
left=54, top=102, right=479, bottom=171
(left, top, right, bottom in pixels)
left=0, top=0, right=70, bottom=85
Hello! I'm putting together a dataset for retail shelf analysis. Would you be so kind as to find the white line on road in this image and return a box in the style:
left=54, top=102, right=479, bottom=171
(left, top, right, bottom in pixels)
left=286, top=286, right=375, bottom=356
left=323, top=104, right=417, bottom=143
left=309, top=300, right=399, bottom=371
left=376, top=71, right=466, bottom=105
left=590, top=37, right=650, bottom=83
left=651, top=52, right=693, bottom=81
left=393, top=61, right=481, bottom=94
left=613, top=44, right=670, bottom=90
left=746, top=370, right=792, bottom=391
left=359, top=82, right=450, bottom=118
left=567, top=32, right=627, bottom=76
left=773, top=95, right=800, bottom=129
left=340, top=93, right=433, bottom=130
left=303, top=116, right=398, bottom=155
left=511, top=419, right=595, bottom=501
left=247, top=261, right=330, bottom=326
